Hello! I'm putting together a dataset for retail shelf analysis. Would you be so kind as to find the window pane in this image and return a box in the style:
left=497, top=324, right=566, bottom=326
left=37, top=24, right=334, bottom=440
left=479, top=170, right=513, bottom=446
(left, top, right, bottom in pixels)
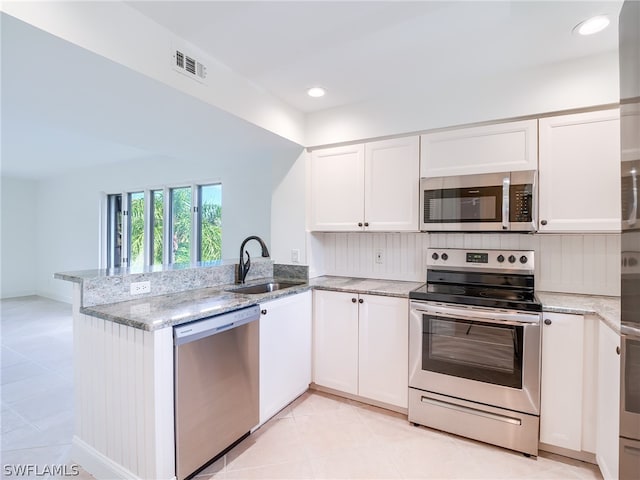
left=107, top=194, right=122, bottom=268
left=171, top=187, right=191, bottom=264
left=128, top=192, right=145, bottom=267
left=199, top=184, right=222, bottom=262
left=151, top=190, right=164, bottom=265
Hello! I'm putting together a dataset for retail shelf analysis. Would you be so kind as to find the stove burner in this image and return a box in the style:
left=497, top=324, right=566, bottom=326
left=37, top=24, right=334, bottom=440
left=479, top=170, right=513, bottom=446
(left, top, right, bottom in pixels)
left=479, top=290, right=526, bottom=301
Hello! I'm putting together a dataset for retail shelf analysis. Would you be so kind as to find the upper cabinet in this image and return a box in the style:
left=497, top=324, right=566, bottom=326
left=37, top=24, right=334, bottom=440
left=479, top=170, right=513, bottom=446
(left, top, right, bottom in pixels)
left=538, top=109, right=621, bottom=233
left=420, top=119, right=538, bottom=177
left=309, top=136, right=419, bottom=232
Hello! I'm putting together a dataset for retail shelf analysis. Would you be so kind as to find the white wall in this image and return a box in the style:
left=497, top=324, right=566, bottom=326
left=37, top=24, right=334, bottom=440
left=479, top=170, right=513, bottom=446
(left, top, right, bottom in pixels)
left=0, top=176, right=38, bottom=298
left=33, top=149, right=294, bottom=303
left=271, top=150, right=308, bottom=265
left=306, top=51, right=620, bottom=146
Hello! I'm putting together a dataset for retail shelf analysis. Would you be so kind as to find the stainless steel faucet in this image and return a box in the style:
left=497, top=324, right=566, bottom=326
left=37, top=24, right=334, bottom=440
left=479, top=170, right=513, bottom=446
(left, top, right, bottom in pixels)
left=238, top=236, right=270, bottom=283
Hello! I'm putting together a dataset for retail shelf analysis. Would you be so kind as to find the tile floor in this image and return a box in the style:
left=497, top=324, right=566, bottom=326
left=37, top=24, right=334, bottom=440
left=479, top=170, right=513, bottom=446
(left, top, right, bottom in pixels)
left=1, top=296, right=603, bottom=480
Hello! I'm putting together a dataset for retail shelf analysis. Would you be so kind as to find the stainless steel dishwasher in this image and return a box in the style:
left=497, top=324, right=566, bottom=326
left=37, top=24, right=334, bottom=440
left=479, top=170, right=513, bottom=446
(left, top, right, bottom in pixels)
left=174, top=305, right=260, bottom=480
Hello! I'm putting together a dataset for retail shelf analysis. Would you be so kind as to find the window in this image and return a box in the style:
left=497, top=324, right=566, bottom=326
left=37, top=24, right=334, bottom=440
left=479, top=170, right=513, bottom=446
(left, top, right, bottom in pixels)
left=106, top=194, right=122, bottom=268
left=198, top=184, right=222, bottom=262
left=105, top=183, right=222, bottom=268
left=171, top=187, right=192, bottom=264
left=128, top=192, right=145, bottom=267
left=151, top=190, right=164, bottom=265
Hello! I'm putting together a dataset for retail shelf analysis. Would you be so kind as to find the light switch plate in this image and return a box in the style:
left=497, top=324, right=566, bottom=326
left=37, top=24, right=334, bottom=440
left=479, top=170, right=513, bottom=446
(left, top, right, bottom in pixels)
left=291, top=249, right=300, bottom=263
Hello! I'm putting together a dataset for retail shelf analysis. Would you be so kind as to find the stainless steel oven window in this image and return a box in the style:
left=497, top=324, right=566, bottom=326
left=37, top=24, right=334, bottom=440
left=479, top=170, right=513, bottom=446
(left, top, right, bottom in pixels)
left=422, top=314, right=523, bottom=389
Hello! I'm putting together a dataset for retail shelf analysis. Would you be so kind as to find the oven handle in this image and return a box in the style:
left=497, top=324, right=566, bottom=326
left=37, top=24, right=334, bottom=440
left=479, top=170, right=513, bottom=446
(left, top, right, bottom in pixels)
left=420, top=396, right=522, bottom=426
left=411, top=304, right=540, bottom=325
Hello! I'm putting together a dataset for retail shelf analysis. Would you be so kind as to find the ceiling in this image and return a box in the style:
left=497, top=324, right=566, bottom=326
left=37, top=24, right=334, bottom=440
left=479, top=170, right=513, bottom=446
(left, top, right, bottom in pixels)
left=127, top=0, right=623, bottom=113
left=0, top=1, right=624, bottom=179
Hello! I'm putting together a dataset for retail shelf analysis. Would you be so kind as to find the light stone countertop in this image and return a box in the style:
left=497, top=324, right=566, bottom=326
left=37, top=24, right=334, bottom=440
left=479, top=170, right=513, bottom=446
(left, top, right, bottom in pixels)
left=81, top=279, right=311, bottom=331
left=80, top=275, right=425, bottom=331
left=536, top=291, right=622, bottom=335
left=309, top=276, right=424, bottom=298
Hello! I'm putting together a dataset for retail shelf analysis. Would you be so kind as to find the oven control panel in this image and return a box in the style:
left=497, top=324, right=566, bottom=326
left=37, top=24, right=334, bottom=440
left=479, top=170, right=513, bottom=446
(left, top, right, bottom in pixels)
left=427, top=248, right=534, bottom=271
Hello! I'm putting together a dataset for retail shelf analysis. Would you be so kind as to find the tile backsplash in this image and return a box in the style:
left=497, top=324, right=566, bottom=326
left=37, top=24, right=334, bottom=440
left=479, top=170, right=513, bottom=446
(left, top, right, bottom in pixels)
left=315, top=232, right=620, bottom=296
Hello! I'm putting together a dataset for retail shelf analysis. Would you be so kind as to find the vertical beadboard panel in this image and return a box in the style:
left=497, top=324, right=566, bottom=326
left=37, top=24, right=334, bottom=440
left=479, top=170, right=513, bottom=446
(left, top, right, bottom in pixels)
left=537, top=234, right=620, bottom=295
left=318, top=231, right=618, bottom=295
left=74, top=315, right=174, bottom=480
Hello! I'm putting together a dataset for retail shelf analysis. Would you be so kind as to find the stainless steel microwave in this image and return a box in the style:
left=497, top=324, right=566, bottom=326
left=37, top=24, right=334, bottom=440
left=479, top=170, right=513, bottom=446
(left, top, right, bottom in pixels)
left=420, top=171, right=537, bottom=232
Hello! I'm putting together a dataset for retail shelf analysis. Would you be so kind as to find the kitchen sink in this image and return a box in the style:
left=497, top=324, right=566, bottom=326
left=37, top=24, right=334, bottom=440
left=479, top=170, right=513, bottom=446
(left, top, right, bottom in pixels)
left=228, top=281, right=304, bottom=295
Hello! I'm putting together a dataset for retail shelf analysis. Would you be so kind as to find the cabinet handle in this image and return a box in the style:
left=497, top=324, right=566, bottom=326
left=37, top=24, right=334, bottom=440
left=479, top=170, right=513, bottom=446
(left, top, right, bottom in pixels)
left=358, top=222, right=363, bottom=227
left=541, top=220, right=548, bottom=226
left=617, top=346, right=621, bottom=355
left=364, top=222, right=369, bottom=227
left=359, top=298, right=364, bottom=304
left=544, top=319, right=552, bottom=325
left=261, top=309, right=267, bottom=315
left=352, top=298, right=357, bottom=303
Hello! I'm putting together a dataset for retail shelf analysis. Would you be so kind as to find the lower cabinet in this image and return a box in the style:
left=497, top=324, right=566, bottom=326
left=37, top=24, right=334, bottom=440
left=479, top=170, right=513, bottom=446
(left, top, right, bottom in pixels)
left=541, top=310, right=622, bottom=480
left=313, top=290, right=408, bottom=409
left=259, top=291, right=312, bottom=425
left=596, top=321, right=620, bottom=480
left=540, top=312, right=586, bottom=451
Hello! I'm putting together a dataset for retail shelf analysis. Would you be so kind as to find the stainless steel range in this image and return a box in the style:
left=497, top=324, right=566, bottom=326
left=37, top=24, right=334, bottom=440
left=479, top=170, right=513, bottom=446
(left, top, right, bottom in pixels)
left=409, top=248, right=542, bottom=456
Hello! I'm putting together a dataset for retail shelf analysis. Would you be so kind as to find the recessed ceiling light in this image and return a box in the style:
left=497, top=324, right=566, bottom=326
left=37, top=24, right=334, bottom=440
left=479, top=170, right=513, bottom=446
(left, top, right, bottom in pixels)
left=573, top=15, right=610, bottom=35
left=307, top=87, right=326, bottom=98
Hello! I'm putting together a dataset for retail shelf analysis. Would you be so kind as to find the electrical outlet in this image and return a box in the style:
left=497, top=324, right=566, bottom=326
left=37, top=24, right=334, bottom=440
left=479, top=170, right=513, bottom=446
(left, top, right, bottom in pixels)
left=291, top=249, right=300, bottom=263
left=375, top=249, right=384, bottom=264
left=130, top=281, right=151, bottom=295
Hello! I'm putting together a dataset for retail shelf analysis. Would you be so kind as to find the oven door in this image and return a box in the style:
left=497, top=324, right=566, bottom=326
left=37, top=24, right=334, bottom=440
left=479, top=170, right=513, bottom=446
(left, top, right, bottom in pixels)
left=409, top=301, right=541, bottom=415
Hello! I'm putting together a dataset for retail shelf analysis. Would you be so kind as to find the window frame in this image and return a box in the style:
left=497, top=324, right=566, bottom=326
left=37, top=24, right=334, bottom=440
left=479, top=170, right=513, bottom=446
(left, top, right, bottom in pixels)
left=101, top=179, right=222, bottom=269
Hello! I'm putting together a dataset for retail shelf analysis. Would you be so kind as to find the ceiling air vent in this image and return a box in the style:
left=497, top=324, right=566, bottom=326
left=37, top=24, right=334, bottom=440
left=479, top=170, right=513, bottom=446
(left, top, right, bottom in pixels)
left=173, top=49, right=207, bottom=82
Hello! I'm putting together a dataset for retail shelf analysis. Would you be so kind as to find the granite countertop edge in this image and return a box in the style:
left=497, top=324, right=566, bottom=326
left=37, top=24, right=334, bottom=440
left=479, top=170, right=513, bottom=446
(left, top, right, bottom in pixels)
left=536, top=291, right=622, bottom=335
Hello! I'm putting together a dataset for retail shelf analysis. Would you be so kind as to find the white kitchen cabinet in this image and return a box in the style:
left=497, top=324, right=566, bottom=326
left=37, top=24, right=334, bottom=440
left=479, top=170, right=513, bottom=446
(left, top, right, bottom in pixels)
left=309, top=137, right=419, bottom=232
left=364, top=137, right=420, bottom=231
left=259, top=291, right=312, bottom=425
left=312, top=290, right=359, bottom=394
left=313, top=290, right=408, bottom=409
left=420, top=119, right=538, bottom=177
left=540, top=312, right=585, bottom=451
left=358, top=294, right=408, bottom=407
left=596, top=322, right=620, bottom=480
left=309, top=144, right=365, bottom=232
left=538, top=109, right=621, bottom=232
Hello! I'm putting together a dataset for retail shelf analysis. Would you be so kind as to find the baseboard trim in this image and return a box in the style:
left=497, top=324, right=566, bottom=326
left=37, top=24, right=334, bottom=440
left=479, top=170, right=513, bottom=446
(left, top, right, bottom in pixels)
left=310, top=383, right=408, bottom=415
left=72, top=436, right=172, bottom=480
left=539, top=442, right=597, bottom=465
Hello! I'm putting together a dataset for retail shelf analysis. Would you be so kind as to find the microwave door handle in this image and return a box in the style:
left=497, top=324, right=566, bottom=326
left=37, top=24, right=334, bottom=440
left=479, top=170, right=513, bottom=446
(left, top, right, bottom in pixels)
left=502, top=176, right=510, bottom=230
left=628, top=169, right=637, bottom=227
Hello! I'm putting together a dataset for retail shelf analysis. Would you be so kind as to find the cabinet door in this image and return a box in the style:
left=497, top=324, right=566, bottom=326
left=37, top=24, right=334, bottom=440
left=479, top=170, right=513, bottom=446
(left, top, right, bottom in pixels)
left=358, top=294, right=408, bottom=408
left=312, top=290, right=359, bottom=394
left=259, top=291, right=312, bottom=425
left=596, top=322, right=620, bottom=480
left=364, top=137, right=419, bottom=232
left=540, top=312, right=585, bottom=450
left=309, top=145, right=365, bottom=231
left=539, top=109, right=621, bottom=232
left=420, top=119, right=537, bottom=177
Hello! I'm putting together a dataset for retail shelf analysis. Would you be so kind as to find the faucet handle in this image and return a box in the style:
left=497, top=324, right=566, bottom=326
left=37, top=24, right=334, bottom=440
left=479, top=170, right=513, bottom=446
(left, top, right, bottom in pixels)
left=243, top=251, right=251, bottom=280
